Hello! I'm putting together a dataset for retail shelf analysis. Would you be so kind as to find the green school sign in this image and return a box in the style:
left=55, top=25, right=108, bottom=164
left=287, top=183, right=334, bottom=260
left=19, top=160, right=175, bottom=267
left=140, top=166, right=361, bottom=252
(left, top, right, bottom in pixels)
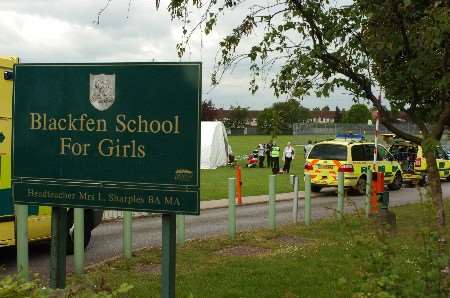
left=12, top=62, right=201, bottom=215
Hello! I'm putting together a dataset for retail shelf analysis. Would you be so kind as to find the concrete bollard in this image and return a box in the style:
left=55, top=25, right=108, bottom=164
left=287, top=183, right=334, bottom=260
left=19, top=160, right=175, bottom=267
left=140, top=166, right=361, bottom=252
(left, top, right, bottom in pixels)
left=176, top=215, right=185, bottom=244
left=268, top=175, right=276, bottom=230
left=123, top=211, right=132, bottom=258
left=74, top=208, right=85, bottom=274
left=337, top=172, right=344, bottom=220
left=228, top=178, right=236, bottom=239
left=304, top=174, right=311, bottom=225
left=293, top=176, right=299, bottom=223
left=15, top=204, right=29, bottom=281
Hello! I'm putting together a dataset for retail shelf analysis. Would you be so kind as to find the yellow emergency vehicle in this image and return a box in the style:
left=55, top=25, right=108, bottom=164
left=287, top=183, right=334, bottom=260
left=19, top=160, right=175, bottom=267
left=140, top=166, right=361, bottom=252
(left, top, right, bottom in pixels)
left=305, top=133, right=403, bottom=194
left=0, top=57, right=102, bottom=253
left=388, top=138, right=450, bottom=185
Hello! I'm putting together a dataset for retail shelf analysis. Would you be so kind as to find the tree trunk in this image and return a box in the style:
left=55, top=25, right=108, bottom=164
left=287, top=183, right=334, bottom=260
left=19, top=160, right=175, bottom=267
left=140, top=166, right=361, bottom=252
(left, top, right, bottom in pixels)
left=423, top=145, right=446, bottom=230
left=422, top=142, right=449, bottom=295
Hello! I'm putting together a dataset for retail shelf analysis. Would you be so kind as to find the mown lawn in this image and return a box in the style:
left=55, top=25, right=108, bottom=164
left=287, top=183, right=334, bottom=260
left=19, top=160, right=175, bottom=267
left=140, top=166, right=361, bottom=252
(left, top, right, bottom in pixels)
left=200, top=135, right=334, bottom=200
left=69, top=200, right=450, bottom=297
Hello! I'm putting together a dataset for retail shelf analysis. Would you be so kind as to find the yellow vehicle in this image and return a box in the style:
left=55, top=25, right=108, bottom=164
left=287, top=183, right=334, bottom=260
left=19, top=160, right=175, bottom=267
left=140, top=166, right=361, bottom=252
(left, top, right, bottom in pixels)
left=305, top=134, right=403, bottom=194
left=388, top=139, right=450, bottom=185
left=0, top=57, right=102, bottom=253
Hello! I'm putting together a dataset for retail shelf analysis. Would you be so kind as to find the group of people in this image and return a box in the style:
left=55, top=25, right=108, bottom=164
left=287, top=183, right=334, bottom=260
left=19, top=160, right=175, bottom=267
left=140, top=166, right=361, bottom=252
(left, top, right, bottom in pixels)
left=250, top=141, right=295, bottom=174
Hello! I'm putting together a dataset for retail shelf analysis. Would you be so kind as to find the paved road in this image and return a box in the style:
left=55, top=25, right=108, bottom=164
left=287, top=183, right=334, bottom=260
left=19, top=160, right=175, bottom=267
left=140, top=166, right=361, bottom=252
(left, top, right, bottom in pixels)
left=1, top=183, right=449, bottom=278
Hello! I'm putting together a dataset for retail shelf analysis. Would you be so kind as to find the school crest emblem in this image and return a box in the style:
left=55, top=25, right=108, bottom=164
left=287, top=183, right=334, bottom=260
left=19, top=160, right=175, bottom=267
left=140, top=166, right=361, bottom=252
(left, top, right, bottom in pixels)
left=89, top=74, right=116, bottom=111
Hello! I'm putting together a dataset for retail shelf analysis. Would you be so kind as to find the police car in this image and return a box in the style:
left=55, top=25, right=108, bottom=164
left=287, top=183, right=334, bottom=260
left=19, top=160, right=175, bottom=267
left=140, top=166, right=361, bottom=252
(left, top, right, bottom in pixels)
left=305, top=133, right=403, bottom=194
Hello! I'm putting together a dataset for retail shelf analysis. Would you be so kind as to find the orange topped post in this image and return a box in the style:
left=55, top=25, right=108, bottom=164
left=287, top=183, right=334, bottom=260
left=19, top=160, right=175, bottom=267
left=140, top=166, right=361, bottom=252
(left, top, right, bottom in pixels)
left=236, top=165, right=242, bottom=205
left=370, top=172, right=384, bottom=214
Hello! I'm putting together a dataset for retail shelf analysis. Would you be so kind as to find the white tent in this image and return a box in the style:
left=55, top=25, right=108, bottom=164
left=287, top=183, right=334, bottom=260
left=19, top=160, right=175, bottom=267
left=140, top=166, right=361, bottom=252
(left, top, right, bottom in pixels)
left=201, top=121, right=231, bottom=169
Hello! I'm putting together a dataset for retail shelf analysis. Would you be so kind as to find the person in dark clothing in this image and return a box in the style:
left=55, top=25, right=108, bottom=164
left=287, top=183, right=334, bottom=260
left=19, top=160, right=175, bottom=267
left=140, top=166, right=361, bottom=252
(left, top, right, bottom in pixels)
left=271, top=143, right=281, bottom=174
left=265, top=141, right=273, bottom=168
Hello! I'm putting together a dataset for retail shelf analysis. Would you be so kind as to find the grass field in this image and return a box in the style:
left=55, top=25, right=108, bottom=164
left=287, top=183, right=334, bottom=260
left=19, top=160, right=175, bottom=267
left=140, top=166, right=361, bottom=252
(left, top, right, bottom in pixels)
left=200, top=134, right=334, bottom=200
left=66, top=200, right=450, bottom=297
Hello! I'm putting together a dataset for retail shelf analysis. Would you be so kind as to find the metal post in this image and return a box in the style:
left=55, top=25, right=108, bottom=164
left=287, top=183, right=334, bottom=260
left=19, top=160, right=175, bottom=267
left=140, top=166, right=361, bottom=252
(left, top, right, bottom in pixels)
left=268, top=175, right=276, bottom=230
left=161, top=214, right=176, bottom=298
left=74, top=208, right=84, bottom=274
left=123, top=211, right=132, bottom=258
left=50, top=207, right=67, bottom=289
left=304, top=174, right=311, bottom=225
left=293, top=176, right=299, bottom=223
left=365, top=169, right=372, bottom=217
left=298, top=146, right=305, bottom=191
left=15, top=204, right=29, bottom=281
left=176, top=215, right=185, bottom=244
left=228, top=178, right=236, bottom=239
left=337, top=172, right=344, bottom=220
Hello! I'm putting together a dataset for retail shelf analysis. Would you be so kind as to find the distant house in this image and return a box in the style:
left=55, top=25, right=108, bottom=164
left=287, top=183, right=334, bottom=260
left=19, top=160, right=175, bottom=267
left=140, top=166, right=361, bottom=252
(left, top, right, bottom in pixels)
left=215, top=109, right=261, bottom=127
left=311, top=110, right=336, bottom=123
left=246, top=110, right=260, bottom=127
left=215, top=108, right=229, bottom=122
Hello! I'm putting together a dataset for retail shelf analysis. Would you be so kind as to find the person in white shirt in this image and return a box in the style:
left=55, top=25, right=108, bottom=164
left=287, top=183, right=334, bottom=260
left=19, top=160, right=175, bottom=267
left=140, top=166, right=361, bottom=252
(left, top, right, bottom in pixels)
left=257, top=144, right=265, bottom=168
left=282, top=142, right=295, bottom=173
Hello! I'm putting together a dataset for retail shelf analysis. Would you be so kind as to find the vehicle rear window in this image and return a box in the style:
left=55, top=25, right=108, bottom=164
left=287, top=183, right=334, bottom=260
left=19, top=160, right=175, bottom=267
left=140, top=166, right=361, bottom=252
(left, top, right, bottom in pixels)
left=351, top=145, right=366, bottom=161
left=308, top=144, right=347, bottom=161
left=351, top=144, right=376, bottom=161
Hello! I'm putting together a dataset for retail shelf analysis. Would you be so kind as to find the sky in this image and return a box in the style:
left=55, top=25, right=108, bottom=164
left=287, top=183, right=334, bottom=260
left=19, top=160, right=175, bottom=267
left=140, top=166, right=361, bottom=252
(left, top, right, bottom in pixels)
left=0, top=0, right=361, bottom=110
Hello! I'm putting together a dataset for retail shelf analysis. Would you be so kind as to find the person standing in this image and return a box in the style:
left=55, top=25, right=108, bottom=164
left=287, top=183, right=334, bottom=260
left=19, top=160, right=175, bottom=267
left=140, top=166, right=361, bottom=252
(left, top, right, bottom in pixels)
left=257, top=144, right=265, bottom=168
left=282, top=142, right=295, bottom=173
left=271, top=142, right=281, bottom=174
left=304, top=140, right=314, bottom=157
left=265, top=141, right=273, bottom=168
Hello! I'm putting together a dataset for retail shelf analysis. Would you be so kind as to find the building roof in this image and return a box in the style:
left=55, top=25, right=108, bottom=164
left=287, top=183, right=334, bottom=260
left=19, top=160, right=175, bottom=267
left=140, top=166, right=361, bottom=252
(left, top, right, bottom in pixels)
left=311, top=110, right=336, bottom=119
left=215, top=109, right=261, bottom=120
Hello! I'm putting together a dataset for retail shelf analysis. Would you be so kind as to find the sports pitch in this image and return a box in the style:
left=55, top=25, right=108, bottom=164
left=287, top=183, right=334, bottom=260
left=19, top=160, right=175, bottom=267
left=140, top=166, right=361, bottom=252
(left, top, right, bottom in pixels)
left=200, top=134, right=334, bottom=200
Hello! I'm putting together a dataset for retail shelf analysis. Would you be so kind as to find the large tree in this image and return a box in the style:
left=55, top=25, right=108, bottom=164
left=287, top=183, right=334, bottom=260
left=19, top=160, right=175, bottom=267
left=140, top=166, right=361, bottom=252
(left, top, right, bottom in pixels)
left=256, top=108, right=273, bottom=132
left=201, top=99, right=218, bottom=121
left=257, top=99, right=310, bottom=134
left=273, top=98, right=311, bottom=127
left=164, top=0, right=449, bottom=233
left=341, top=104, right=371, bottom=124
left=224, top=105, right=249, bottom=129
left=334, top=106, right=343, bottom=123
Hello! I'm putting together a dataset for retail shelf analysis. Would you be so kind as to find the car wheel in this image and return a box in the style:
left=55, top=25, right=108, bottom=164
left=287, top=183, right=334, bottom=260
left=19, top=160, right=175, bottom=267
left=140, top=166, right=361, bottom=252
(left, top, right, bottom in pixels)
left=353, top=177, right=366, bottom=195
left=66, top=209, right=93, bottom=255
left=311, top=184, right=322, bottom=193
left=388, top=172, right=402, bottom=191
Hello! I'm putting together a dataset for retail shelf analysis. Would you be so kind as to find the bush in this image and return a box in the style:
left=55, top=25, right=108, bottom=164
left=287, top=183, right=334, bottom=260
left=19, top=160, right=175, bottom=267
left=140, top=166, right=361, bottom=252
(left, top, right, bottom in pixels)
left=0, top=273, right=133, bottom=298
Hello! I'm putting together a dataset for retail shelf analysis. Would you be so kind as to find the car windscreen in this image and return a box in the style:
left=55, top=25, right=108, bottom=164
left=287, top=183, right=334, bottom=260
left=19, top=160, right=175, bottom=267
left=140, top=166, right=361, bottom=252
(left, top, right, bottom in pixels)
left=308, top=144, right=347, bottom=161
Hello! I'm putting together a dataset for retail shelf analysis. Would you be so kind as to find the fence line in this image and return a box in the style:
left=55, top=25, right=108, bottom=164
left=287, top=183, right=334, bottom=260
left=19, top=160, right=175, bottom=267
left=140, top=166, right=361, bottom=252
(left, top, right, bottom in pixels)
left=293, top=122, right=423, bottom=136
left=293, top=122, right=450, bottom=148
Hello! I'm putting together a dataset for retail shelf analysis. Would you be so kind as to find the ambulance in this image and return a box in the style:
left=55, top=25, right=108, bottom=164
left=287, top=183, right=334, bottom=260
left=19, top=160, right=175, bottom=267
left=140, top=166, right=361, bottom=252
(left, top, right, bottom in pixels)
left=387, top=138, right=450, bottom=185
left=0, top=57, right=102, bottom=253
left=305, top=134, right=403, bottom=194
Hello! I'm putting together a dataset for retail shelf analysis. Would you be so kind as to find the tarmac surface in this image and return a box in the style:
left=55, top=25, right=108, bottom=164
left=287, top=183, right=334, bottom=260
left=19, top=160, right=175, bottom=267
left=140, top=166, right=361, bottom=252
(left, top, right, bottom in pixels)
left=1, top=182, right=449, bottom=278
